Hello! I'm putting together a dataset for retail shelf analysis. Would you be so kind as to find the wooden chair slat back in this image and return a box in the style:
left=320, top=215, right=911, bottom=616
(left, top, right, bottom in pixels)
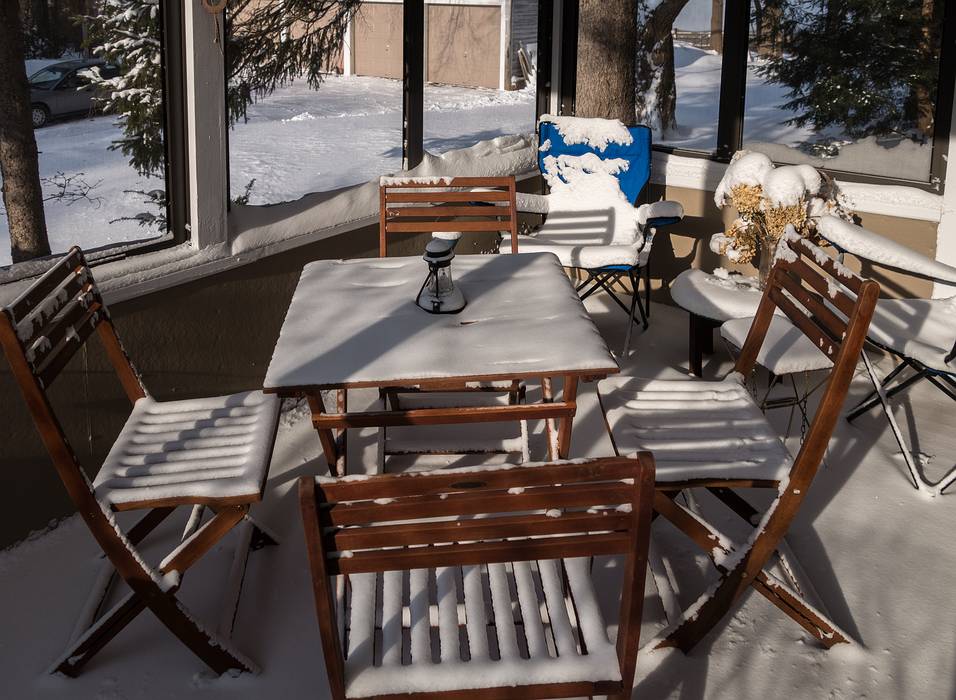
left=379, top=176, right=519, bottom=257
left=1, top=247, right=144, bottom=399
left=299, top=455, right=655, bottom=699
left=734, top=235, right=879, bottom=486
left=304, top=456, right=651, bottom=576
left=734, top=236, right=874, bottom=377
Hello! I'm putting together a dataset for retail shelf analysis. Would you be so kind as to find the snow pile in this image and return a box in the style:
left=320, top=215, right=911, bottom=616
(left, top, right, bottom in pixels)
left=715, top=152, right=826, bottom=210
left=379, top=176, right=453, bottom=186
left=817, top=216, right=956, bottom=285
left=713, top=151, right=773, bottom=207
left=534, top=153, right=641, bottom=246
left=762, top=167, right=814, bottom=207
left=230, top=133, right=536, bottom=255
left=538, top=114, right=633, bottom=151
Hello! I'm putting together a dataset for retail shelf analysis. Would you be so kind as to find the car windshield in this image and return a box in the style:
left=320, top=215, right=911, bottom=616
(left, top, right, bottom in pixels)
left=29, top=65, right=72, bottom=90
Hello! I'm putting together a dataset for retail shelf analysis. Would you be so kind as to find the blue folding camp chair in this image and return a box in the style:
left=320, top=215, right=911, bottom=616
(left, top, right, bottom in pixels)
left=518, top=117, right=683, bottom=355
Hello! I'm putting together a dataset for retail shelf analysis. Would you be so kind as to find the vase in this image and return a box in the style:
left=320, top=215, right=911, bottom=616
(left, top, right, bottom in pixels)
left=757, top=239, right=777, bottom=290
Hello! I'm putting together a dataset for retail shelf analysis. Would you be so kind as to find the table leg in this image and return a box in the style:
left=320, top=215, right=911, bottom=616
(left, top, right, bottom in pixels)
left=307, top=392, right=348, bottom=477
left=541, top=377, right=557, bottom=460
left=689, top=314, right=704, bottom=377
left=689, top=314, right=719, bottom=377
left=335, top=389, right=348, bottom=477
left=557, top=375, right=579, bottom=459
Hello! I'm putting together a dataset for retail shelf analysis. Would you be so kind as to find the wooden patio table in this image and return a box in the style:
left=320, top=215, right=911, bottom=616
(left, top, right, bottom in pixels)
left=263, top=252, right=619, bottom=474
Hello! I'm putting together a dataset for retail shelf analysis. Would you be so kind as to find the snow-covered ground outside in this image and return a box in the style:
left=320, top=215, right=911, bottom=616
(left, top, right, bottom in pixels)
left=1, top=297, right=955, bottom=698
left=0, top=74, right=536, bottom=268
left=1, top=52, right=933, bottom=267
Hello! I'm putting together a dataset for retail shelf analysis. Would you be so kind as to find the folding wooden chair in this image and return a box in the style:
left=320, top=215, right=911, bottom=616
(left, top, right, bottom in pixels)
left=379, top=175, right=519, bottom=257
left=299, top=455, right=655, bottom=700
left=600, top=235, right=879, bottom=652
left=377, top=175, right=525, bottom=470
left=0, top=247, right=280, bottom=676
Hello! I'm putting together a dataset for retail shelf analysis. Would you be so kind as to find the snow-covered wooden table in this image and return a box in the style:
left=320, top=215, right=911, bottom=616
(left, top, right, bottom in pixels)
left=264, top=252, right=619, bottom=473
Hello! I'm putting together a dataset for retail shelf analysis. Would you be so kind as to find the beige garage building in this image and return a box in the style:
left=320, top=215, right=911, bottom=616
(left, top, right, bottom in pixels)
left=343, top=0, right=537, bottom=90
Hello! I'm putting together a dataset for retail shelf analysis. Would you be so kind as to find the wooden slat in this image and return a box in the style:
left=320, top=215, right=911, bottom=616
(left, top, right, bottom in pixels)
left=319, top=457, right=637, bottom=500
left=776, top=270, right=846, bottom=341
left=324, top=483, right=634, bottom=527
left=327, top=510, right=632, bottom=550
left=769, top=287, right=839, bottom=358
left=26, top=290, right=98, bottom=370
left=387, top=219, right=513, bottom=233
left=34, top=306, right=102, bottom=388
left=331, top=533, right=631, bottom=575
left=793, top=239, right=863, bottom=293
left=385, top=190, right=512, bottom=203
left=312, top=401, right=574, bottom=431
left=780, top=257, right=856, bottom=318
left=386, top=205, right=511, bottom=218
left=15, top=271, right=93, bottom=343
left=7, top=247, right=82, bottom=323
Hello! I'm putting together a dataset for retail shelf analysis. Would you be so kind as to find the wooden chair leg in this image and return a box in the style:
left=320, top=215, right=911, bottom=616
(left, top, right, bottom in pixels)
left=145, top=591, right=259, bottom=675
left=652, top=491, right=850, bottom=652
left=52, top=591, right=147, bottom=676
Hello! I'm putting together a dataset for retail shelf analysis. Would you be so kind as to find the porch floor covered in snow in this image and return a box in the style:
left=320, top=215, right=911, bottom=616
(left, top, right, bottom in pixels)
left=1, top=297, right=955, bottom=699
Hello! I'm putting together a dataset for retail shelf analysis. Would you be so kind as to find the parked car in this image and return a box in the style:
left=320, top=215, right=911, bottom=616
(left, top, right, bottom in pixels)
left=28, top=59, right=120, bottom=128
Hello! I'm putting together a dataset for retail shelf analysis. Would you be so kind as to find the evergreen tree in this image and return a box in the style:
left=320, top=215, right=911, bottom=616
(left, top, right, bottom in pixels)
left=84, top=0, right=362, bottom=181
left=84, top=0, right=165, bottom=177
left=759, top=0, right=943, bottom=141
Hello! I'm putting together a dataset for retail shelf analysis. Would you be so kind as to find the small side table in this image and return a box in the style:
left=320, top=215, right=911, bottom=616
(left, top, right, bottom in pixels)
left=669, top=269, right=765, bottom=376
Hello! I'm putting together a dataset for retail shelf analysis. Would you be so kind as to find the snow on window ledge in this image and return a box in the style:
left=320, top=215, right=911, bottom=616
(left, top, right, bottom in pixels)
left=0, top=135, right=538, bottom=307
left=650, top=151, right=944, bottom=223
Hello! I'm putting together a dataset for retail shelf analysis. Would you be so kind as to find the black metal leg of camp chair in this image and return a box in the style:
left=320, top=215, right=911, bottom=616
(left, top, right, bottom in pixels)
left=579, top=270, right=617, bottom=301
left=643, top=262, right=652, bottom=321
left=859, top=352, right=924, bottom=492
left=848, top=361, right=925, bottom=421
left=926, top=373, right=956, bottom=402
left=622, top=268, right=647, bottom=357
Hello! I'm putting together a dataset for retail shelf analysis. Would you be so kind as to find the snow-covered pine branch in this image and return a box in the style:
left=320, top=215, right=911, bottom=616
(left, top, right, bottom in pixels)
left=84, top=0, right=165, bottom=179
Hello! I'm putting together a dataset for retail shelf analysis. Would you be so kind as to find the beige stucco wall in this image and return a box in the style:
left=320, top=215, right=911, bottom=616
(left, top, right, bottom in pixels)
left=426, top=4, right=501, bottom=89
left=352, top=2, right=503, bottom=90
left=353, top=2, right=404, bottom=80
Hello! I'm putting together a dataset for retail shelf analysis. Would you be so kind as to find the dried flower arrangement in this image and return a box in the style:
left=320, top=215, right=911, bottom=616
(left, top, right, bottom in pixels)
left=710, top=151, right=854, bottom=286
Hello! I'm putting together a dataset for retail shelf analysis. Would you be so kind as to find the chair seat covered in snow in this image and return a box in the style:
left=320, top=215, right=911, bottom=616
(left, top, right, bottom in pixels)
left=721, top=315, right=834, bottom=376
left=0, top=248, right=280, bottom=678
left=817, top=215, right=956, bottom=495
left=299, top=456, right=655, bottom=700
left=600, top=374, right=793, bottom=484
left=518, top=116, right=684, bottom=355
left=94, top=391, right=279, bottom=510
left=599, top=235, right=879, bottom=653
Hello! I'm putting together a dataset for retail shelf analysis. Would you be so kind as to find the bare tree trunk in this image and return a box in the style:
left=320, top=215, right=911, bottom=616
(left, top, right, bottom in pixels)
left=655, top=32, right=677, bottom=131
left=0, top=2, right=50, bottom=263
left=634, top=0, right=690, bottom=127
left=710, top=0, right=723, bottom=53
left=575, top=0, right=637, bottom=122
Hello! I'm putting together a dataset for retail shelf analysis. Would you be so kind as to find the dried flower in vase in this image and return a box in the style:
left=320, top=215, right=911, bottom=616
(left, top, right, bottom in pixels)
left=711, top=151, right=854, bottom=287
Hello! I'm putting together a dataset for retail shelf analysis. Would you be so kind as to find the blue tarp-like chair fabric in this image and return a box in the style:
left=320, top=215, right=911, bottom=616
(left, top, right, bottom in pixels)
left=518, top=118, right=683, bottom=355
